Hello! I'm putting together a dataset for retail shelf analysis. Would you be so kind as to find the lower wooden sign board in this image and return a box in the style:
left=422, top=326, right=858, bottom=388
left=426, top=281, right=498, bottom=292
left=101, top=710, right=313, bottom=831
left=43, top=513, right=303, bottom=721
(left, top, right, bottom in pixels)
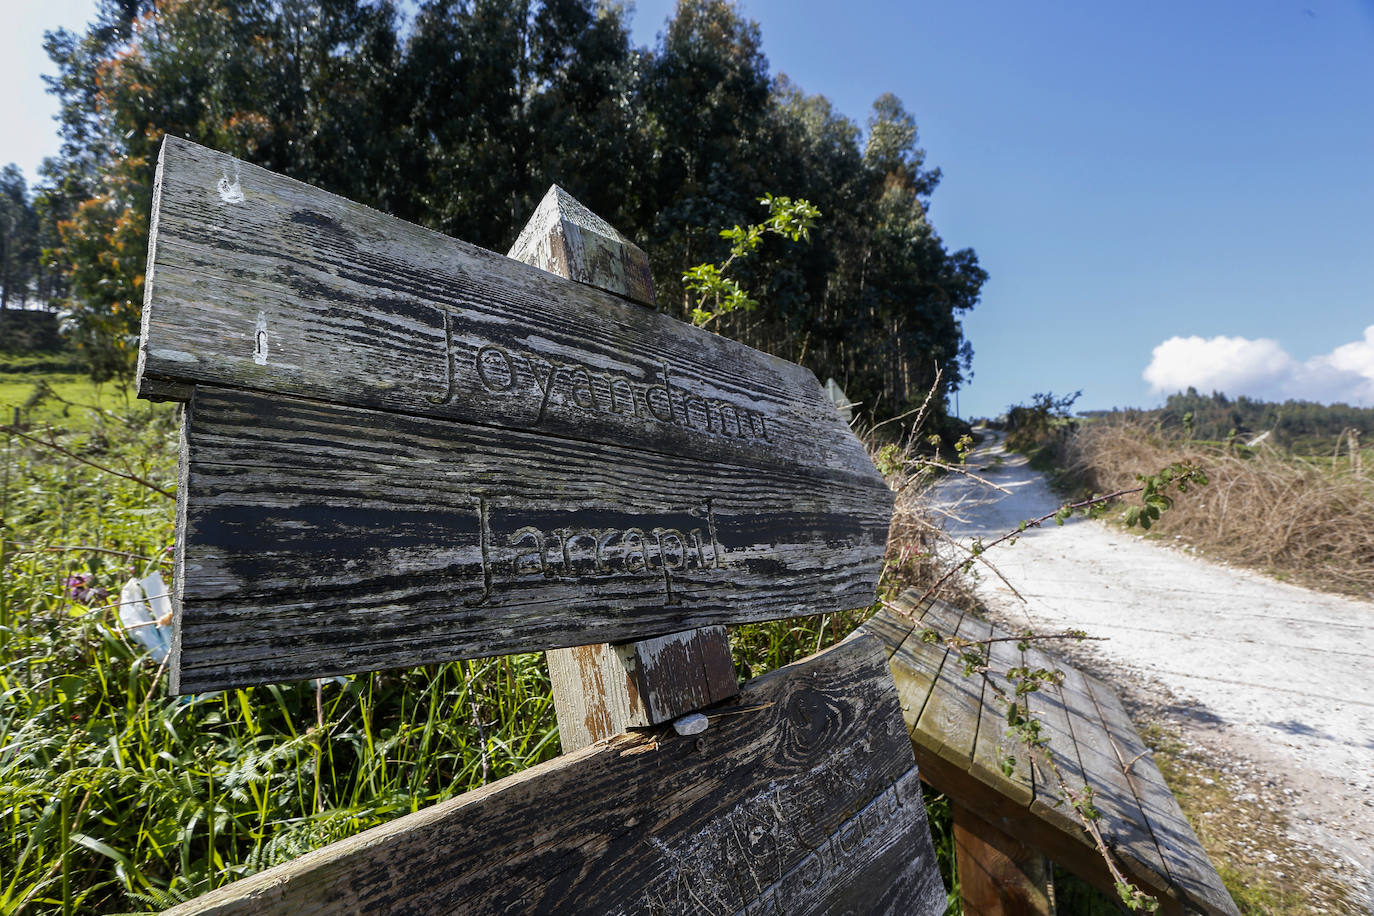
left=171, top=388, right=891, bottom=693
left=167, top=633, right=945, bottom=915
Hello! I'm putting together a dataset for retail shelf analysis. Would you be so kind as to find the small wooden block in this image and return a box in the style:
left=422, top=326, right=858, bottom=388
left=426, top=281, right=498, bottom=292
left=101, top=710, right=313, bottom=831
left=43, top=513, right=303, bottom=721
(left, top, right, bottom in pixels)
left=507, top=185, right=655, bottom=306
left=548, top=626, right=738, bottom=752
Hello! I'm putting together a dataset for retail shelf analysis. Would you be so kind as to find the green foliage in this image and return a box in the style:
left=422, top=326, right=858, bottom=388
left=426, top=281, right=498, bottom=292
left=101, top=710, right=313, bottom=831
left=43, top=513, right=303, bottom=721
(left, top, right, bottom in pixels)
left=1121, top=463, right=1209, bottom=531
left=0, top=378, right=921, bottom=913
left=1081, top=386, right=1374, bottom=456
left=1004, top=390, right=1080, bottom=454
left=684, top=194, right=821, bottom=327
left=0, top=165, right=43, bottom=311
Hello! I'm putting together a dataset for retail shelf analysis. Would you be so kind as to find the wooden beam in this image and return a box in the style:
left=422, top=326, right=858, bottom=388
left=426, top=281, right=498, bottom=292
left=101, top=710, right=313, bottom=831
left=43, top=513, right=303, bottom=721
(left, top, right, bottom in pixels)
left=952, top=802, right=1054, bottom=916
left=138, top=138, right=873, bottom=479
left=504, top=186, right=739, bottom=749
left=172, top=387, right=890, bottom=693
left=867, top=603, right=1240, bottom=915
left=506, top=184, right=655, bottom=306
left=163, top=633, right=947, bottom=916
left=142, top=139, right=893, bottom=693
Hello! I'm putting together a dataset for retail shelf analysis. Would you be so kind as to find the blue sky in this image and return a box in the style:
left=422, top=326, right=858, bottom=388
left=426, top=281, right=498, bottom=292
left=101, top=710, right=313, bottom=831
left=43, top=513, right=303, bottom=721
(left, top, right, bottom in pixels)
left=5, top=1, right=1372, bottom=416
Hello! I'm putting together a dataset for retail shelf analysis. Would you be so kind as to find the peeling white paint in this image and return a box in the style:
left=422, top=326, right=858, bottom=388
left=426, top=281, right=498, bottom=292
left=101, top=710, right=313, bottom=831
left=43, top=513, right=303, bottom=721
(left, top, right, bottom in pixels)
left=217, top=167, right=245, bottom=204
left=253, top=311, right=269, bottom=365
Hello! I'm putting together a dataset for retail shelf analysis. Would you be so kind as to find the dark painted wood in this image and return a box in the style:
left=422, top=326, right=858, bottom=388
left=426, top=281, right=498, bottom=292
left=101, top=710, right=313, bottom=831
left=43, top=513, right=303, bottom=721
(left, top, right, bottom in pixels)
left=138, top=137, right=878, bottom=482
left=144, top=137, right=893, bottom=692
left=164, top=634, right=946, bottom=916
left=171, top=388, right=889, bottom=693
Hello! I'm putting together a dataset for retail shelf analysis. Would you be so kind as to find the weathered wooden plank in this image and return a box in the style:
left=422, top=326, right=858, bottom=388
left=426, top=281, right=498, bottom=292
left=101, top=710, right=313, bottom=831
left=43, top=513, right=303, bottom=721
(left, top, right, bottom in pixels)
left=951, top=803, right=1053, bottom=916
left=915, top=617, right=993, bottom=772
left=548, top=627, right=739, bottom=752
left=171, top=388, right=889, bottom=692
left=138, top=137, right=876, bottom=482
left=1084, top=675, right=1240, bottom=916
left=1020, top=645, right=1087, bottom=837
left=1055, top=663, right=1172, bottom=892
left=969, top=632, right=1034, bottom=809
left=864, top=603, right=964, bottom=739
left=164, top=633, right=946, bottom=916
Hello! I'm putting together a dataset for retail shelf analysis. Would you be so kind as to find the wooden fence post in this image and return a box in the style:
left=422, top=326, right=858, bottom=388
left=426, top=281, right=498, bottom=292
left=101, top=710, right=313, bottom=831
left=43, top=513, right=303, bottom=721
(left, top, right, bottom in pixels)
left=507, top=186, right=739, bottom=751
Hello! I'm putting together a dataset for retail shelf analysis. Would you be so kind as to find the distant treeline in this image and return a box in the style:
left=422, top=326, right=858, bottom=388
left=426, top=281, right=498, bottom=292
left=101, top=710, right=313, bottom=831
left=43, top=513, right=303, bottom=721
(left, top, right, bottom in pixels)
left=1082, top=388, right=1374, bottom=453
left=7, top=0, right=985, bottom=427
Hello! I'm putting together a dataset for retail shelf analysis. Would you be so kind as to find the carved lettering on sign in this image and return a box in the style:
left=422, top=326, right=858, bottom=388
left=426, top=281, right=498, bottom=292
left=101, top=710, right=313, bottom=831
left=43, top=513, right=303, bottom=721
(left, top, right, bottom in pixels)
left=444, top=328, right=772, bottom=442
left=612, top=742, right=923, bottom=916
left=471, top=499, right=727, bottom=606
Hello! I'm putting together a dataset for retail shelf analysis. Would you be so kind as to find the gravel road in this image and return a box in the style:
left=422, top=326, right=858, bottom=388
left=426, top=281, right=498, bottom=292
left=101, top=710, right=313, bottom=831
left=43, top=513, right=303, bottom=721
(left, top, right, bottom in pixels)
left=929, top=430, right=1374, bottom=908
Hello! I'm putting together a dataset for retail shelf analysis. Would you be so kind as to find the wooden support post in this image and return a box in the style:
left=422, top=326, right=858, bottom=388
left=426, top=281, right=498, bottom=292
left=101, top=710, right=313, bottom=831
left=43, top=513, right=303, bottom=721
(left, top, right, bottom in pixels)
left=953, top=802, right=1055, bottom=916
left=508, top=187, right=739, bottom=751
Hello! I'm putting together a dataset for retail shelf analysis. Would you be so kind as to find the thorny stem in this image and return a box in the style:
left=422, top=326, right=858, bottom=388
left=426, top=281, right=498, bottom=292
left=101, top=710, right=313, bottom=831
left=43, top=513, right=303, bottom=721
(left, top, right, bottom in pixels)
left=1, top=424, right=175, bottom=500
left=8, top=541, right=164, bottom=563
left=964, top=646, right=1158, bottom=911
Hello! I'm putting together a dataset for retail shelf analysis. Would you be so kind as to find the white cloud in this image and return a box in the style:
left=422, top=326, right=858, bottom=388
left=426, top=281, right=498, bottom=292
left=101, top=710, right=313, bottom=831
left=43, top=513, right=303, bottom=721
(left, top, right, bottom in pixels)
left=1143, top=326, right=1374, bottom=406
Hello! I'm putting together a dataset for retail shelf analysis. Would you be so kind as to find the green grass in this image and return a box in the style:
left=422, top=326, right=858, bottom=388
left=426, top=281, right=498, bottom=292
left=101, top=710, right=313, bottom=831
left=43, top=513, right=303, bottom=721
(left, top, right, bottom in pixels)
left=0, top=397, right=570, bottom=913
left=0, top=373, right=140, bottom=434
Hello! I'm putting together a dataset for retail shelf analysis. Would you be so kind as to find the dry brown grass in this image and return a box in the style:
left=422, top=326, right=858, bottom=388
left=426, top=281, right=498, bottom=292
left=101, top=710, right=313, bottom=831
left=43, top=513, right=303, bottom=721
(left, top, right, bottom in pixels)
left=1060, top=417, right=1374, bottom=600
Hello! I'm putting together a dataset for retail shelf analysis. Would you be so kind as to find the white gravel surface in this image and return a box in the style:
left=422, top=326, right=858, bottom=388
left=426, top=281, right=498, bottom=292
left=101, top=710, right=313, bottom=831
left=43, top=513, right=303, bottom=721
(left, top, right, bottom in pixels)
left=930, top=430, right=1374, bottom=905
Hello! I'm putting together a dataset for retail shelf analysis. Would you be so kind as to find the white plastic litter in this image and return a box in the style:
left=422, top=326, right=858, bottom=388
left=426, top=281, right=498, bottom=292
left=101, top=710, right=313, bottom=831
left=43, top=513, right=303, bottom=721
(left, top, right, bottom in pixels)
left=118, top=573, right=172, bottom=664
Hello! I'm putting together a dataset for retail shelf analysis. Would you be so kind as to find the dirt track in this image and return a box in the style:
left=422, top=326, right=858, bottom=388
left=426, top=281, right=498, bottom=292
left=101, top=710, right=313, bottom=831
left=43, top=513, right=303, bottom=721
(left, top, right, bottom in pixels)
left=929, top=430, right=1374, bottom=908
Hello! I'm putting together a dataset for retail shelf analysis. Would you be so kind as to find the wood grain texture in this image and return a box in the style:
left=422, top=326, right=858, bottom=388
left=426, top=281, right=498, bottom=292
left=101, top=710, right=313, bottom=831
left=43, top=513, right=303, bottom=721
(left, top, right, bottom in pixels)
left=1054, top=662, right=1172, bottom=890
left=1021, top=645, right=1093, bottom=837
left=1083, top=675, right=1240, bottom=916
left=171, top=388, right=889, bottom=692
left=508, top=187, right=736, bottom=752
left=547, top=627, right=738, bottom=753
left=969, top=633, right=1033, bottom=809
left=952, top=803, right=1053, bottom=916
left=164, top=633, right=946, bottom=916
left=506, top=185, right=655, bottom=306
left=865, top=593, right=1239, bottom=916
left=137, top=137, right=877, bottom=482
left=916, top=616, right=992, bottom=772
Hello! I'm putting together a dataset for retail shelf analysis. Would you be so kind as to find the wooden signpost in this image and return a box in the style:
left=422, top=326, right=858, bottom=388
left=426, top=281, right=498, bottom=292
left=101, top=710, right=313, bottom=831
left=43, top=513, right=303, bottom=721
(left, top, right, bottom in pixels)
left=143, top=137, right=942, bottom=914
left=141, top=138, right=893, bottom=696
